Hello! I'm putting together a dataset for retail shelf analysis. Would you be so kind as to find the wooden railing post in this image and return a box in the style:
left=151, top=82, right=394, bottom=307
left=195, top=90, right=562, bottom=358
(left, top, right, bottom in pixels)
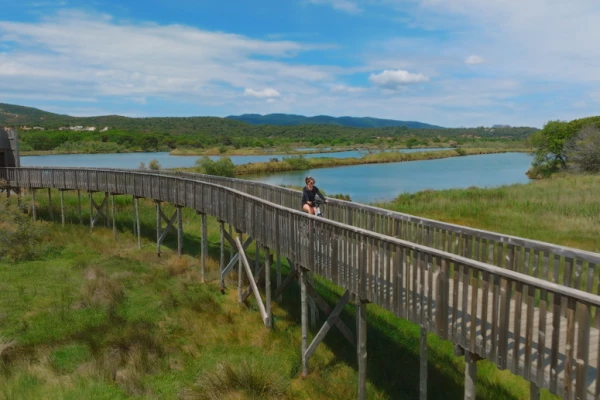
left=356, top=296, right=368, bottom=400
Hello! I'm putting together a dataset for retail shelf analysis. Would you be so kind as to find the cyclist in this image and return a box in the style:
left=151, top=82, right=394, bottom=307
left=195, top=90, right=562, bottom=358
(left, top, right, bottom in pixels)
left=302, top=176, right=327, bottom=215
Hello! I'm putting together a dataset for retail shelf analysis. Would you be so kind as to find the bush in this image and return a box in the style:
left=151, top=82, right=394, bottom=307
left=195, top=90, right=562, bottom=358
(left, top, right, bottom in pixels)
left=185, top=359, right=288, bottom=400
left=283, top=155, right=310, bottom=170
left=0, top=200, right=47, bottom=261
left=195, top=157, right=235, bottom=177
left=565, top=125, right=600, bottom=173
left=148, top=159, right=161, bottom=170
left=455, top=147, right=467, bottom=156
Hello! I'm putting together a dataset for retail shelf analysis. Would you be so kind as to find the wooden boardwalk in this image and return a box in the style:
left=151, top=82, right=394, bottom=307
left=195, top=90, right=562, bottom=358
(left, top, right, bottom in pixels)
left=1, top=166, right=599, bottom=400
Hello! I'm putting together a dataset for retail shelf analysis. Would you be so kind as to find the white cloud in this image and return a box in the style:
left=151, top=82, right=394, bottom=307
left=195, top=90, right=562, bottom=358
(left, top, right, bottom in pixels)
left=331, top=84, right=366, bottom=93
left=465, top=55, right=484, bottom=65
left=306, top=0, right=361, bottom=13
left=266, top=98, right=277, bottom=103
left=369, top=69, right=429, bottom=90
left=244, top=88, right=281, bottom=98
left=0, top=10, right=337, bottom=104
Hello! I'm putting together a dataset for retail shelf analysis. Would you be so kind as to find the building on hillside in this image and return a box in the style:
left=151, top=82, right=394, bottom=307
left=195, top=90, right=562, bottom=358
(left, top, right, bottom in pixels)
left=84, top=127, right=97, bottom=131
left=0, top=127, right=20, bottom=168
left=33, top=126, right=45, bottom=130
left=100, top=127, right=109, bottom=132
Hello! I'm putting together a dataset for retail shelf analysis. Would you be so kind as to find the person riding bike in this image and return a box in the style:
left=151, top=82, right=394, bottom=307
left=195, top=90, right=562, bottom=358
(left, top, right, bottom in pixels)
left=302, top=176, right=328, bottom=215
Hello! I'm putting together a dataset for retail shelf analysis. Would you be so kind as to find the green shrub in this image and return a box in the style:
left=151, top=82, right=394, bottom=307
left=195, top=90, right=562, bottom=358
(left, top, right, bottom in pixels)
left=194, top=157, right=235, bottom=177
left=565, top=125, right=600, bottom=173
left=186, top=359, right=288, bottom=400
left=0, top=201, right=47, bottom=261
left=455, top=147, right=467, bottom=156
left=283, top=155, right=310, bottom=170
left=148, top=159, right=161, bottom=170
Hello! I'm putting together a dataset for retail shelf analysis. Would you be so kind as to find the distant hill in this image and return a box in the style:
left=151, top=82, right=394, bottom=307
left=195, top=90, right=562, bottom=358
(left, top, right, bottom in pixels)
left=226, top=113, right=443, bottom=129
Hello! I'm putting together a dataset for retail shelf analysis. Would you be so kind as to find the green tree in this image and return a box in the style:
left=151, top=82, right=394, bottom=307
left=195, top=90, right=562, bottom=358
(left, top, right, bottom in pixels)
left=564, top=125, right=600, bottom=173
left=195, top=157, right=235, bottom=177
left=530, top=120, right=573, bottom=173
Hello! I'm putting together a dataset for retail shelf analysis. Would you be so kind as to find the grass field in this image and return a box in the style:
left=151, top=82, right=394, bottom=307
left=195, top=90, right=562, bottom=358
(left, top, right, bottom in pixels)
left=0, top=189, right=566, bottom=399
left=374, top=173, right=600, bottom=253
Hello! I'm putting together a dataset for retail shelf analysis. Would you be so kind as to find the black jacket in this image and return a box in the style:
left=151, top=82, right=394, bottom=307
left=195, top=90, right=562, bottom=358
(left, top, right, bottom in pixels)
left=302, top=186, right=326, bottom=206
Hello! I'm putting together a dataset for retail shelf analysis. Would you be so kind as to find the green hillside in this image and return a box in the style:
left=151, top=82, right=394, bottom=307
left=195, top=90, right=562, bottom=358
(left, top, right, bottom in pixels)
left=226, top=113, right=444, bottom=129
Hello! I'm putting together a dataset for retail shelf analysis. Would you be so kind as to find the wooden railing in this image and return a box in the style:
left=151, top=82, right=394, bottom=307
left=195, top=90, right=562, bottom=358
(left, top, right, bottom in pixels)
left=2, top=166, right=600, bottom=399
left=127, top=168, right=600, bottom=298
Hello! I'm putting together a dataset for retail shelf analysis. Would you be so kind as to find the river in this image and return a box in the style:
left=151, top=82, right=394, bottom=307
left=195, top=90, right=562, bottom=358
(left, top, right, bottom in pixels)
left=20, top=150, right=533, bottom=203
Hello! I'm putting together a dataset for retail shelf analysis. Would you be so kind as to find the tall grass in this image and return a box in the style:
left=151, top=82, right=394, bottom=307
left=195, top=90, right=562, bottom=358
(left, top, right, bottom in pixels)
left=0, top=190, right=564, bottom=399
left=374, top=173, right=600, bottom=252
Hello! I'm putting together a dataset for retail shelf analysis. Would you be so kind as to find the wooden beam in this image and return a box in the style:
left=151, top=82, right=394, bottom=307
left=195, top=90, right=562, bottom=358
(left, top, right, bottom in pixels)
left=529, top=382, right=540, bottom=400
left=356, top=296, right=368, bottom=400
left=300, top=266, right=309, bottom=377
left=265, top=247, right=272, bottom=329
left=60, top=189, right=65, bottom=226
left=221, top=236, right=253, bottom=279
left=31, top=188, right=36, bottom=221
left=304, top=284, right=355, bottom=346
left=235, top=236, right=269, bottom=325
left=464, top=350, right=481, bottom=400
left=77, top=190, right=82, bottom=224
left=176, top=206, right=183, bottom=257
left=274, top=267, right=297, bottom=300
left=89, top=192, right=108, bottom=230
left=201, top=213, right=207, bottom=283
left=304, top=289, right=351, bottom=361
left=237, top=229, right=244, bottom=302
left=134, top=197, right=141, bottom=249
left=420, top=326, right=427, bottom=400
left=220, top=221, right=225, bottom=289
left=48, top=188, right=53, bottom=221
left=111, top=194, right=116, bottom=240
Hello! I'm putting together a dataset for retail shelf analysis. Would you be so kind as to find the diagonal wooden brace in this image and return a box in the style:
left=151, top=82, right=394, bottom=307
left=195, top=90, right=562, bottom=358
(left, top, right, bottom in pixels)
left=273, top=257, right=297, bottom=299
left=235, top=236, right=269, bottom=326
left=221, top=236, right=253, bottom=279
left=305, top=284, right=355, bottom=346
left=158, top=210, right=178, bottom=243
left=242, top=263, right=264, bottom=302
left=304, top=289, right=352, bottom=361
left=89, top=192, right=109, bottom=228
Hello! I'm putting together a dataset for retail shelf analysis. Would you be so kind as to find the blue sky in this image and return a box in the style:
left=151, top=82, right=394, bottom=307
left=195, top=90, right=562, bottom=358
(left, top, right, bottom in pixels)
left=1, top=0, right=599, bottom=127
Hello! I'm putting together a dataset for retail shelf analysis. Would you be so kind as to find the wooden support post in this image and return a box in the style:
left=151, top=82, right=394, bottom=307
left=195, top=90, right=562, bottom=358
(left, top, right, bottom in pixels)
left=31, top=189, right=36, bottom=221
left=60, top=190, right=65, bottom=226
left=229, top=224, right=233, bottom=260
left=156, top=201, right=161, bottom=256
left=264, top=247, right=272, bottom=329
left=77, top=190, right=82, bottom=224
left=111, top=194, right=117, bottom=239
left=464, top=350, right=481, bottom=400
left=89, top=192, right=93, bottom=231
left=309, top=272, right=317, bottom=330
left=134, top=197, right=141, bottom=249
left=529, top=382, right=540, bottom=400
left=304, top=290, right=353, bottom=363
left=238, top=230, right=244, bottom=302
left=48, top=188, right=53, bottom=221
left=276, top=250, right=282, bottom=302
left=105, top=192, right=109, bottom=227
left=201, top=213, right=207, bottom=283
left=176, top=206, right=183, bottom=257
left=356, top=297, right=368, bottom=400
left=254, top=241, right=259, bottom=275
left=220, top=221, right=225, bottom=286
left=300, top=266, right=309, bottom=377
left=420, top=326, right=427, bottom=400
